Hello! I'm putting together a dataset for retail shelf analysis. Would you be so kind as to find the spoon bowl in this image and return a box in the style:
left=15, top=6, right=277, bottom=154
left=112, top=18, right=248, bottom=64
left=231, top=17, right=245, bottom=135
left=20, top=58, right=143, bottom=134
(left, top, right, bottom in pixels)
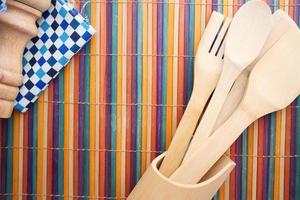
left=213, top=9, right=299, bottom=130
left=225, top=0, right=272, bottom=66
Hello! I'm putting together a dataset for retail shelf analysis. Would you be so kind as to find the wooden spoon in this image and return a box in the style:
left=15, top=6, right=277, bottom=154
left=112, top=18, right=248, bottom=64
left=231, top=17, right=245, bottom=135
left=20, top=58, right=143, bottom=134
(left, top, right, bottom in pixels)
left=213, top=10, right=299, bottom=130
left=183, top=0, right=272, bottom=160
left=170, top=28, right=300, bottom=183
left=158, top=12, right=231, bottom=177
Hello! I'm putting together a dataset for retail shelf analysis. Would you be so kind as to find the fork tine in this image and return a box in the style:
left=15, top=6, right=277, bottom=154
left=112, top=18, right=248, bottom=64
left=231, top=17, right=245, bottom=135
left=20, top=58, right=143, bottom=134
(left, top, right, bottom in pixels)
left=211, top=17, right=231, bottom=58
left=217, top=36, right=226, bottom=60
left=198, top=12, right=225, bottom=52
left=215, top=30, right=227, bottom=60
left=217, top=41, right=225, bottom=60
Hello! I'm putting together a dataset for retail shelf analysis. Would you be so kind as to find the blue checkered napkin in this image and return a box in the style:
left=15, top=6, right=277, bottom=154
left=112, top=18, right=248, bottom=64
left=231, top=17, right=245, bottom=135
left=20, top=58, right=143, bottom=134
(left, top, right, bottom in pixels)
left=14, top=0, right=96, bottom=112
left=0, top=0, right=6, bottom=14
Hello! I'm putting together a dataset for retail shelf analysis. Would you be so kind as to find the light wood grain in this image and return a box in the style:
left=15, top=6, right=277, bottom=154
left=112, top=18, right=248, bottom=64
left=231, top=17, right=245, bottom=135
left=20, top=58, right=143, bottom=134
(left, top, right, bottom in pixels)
left=170, top=28, right=300, bottom=184
left=128, top=153, right=235, bottom=200
left=183, top=0, right=272, bottom=162
left=213, top=9, right=299, bottom=131
left=16, top=0, right=51, bottom=12
left=0, top=0, right=50, bottom=118
left=158, top=12, right=231, bottom=177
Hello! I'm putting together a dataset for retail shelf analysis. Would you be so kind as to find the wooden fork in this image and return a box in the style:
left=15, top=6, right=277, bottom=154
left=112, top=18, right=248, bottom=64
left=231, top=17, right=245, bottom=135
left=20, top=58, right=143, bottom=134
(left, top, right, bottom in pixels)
left=159, top=12, right=231, bottom=177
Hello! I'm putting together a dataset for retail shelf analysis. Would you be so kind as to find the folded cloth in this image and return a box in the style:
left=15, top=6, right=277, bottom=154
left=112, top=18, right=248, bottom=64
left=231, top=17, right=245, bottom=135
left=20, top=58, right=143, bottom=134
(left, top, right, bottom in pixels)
left=14, top=0, right=96, bottom=112
left=0, top=0, right=6, bottom=14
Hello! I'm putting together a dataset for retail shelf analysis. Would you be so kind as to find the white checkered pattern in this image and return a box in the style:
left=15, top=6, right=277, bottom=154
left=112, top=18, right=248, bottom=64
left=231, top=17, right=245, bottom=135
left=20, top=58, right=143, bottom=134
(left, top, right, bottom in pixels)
left=14, top=0, right=96, bottom=112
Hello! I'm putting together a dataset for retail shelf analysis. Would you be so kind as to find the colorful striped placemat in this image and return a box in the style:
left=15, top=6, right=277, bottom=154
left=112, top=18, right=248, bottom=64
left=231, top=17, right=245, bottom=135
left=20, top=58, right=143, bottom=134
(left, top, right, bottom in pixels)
left=0, top=0, right=299, bottom=199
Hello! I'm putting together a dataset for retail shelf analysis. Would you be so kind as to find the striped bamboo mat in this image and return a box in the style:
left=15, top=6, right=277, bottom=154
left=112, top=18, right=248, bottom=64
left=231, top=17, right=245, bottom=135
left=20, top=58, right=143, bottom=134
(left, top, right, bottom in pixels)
left=0, top=0, right=299, bottom=199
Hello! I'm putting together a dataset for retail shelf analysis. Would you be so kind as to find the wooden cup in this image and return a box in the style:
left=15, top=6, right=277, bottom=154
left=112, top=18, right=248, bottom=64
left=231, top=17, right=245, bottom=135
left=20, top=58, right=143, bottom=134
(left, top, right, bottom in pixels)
left=0, top=0, right=50, bottom=118
left=127, top=153, right=235, bottom=200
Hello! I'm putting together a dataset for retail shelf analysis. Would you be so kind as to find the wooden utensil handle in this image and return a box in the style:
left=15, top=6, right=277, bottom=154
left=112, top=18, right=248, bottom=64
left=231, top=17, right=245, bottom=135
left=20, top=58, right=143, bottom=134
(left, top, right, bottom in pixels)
left=159, top=12, right=231, bottom=177
left=170, top=105, right=254, bottom=184
left=159, top=89, right=210, bottom=176
left=182, top=59, right=241, bottom=162
left=213, top=71, right=248, bottom=130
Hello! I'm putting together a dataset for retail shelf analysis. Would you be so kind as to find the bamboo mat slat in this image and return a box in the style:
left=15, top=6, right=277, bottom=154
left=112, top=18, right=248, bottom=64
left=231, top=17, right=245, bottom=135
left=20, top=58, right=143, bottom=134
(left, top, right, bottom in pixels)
left=0, top=0, right=300, bottom=199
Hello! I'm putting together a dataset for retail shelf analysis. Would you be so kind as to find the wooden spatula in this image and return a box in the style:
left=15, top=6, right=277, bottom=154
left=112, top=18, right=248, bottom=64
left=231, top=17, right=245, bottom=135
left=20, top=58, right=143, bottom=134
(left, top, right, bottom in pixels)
left=159, top=12, right=231, bottom=177
left=213, top=9, right=299, bottom=130
left=183, top=0, right=272, bottom=160
left=170, top=28, right=300, bottom=184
